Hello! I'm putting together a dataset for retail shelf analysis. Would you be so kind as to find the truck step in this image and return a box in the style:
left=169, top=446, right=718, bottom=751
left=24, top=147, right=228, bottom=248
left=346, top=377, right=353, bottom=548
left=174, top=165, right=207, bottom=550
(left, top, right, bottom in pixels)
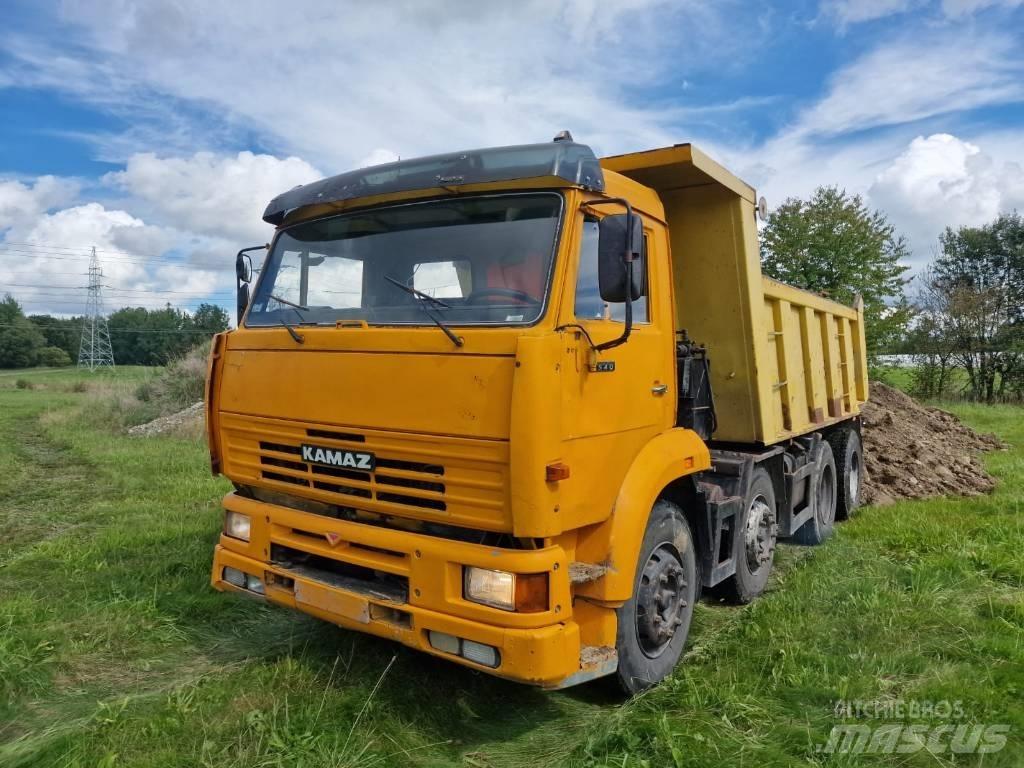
left=580, top=645, right=617, bottom=666
left=569, top=562, right=608, bottom=584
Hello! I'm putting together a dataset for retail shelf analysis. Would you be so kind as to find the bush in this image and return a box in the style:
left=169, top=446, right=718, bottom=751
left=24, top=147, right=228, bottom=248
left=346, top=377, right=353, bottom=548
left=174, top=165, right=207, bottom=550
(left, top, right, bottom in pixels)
left=81, top=342, right=210, bottom=434
left=15, top=379, right=34, bottom=390
left=36, top=346, right=72, bottom=367
left=136, top=343, right=208, bottom=414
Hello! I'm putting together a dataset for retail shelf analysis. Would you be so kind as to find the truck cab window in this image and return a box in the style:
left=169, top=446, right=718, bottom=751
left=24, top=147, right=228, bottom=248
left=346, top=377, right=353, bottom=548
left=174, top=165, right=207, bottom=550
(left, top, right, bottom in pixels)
left=574, top=217, right=649, bottom=323
left=247, top=193, right=562, bottom=327
left=265, top=250, right=363, bottom=310
left=413, top=260, right=470, bottom=299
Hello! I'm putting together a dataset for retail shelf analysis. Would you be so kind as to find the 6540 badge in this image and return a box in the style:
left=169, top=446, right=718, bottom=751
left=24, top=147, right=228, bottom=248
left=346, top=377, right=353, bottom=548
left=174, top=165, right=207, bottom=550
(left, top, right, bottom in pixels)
left=301, top=444, right=376, bottom=471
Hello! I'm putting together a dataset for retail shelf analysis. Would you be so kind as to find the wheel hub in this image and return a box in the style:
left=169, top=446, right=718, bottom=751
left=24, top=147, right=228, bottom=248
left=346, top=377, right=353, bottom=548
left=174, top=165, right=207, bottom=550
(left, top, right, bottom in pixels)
left=744, top=496, right=775, bottom=572
left=636, top=545, right=688, bottom=657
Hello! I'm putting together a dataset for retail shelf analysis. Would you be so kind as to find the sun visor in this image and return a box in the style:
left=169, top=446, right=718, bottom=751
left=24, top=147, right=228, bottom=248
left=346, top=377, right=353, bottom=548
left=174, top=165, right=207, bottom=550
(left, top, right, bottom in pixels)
left=263, top=141, right=605, bottom=225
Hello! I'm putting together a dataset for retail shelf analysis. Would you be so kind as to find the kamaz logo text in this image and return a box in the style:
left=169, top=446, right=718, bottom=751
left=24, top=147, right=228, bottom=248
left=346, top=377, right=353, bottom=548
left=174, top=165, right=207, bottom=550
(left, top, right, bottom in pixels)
left=300, top=444, right=375, bottom=471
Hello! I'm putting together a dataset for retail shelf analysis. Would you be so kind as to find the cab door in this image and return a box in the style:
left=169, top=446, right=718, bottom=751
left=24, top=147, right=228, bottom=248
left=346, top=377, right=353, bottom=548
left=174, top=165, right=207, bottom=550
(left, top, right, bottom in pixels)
left=556, top=210, right=675, bottom=528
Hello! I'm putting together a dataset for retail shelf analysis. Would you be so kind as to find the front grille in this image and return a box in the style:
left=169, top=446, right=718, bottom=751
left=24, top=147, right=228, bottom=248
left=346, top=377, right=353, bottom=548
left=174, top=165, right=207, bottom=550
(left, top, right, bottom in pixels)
left=256, top=433, right=447, bottom=512
left=221, top=413, right=510, bottom=531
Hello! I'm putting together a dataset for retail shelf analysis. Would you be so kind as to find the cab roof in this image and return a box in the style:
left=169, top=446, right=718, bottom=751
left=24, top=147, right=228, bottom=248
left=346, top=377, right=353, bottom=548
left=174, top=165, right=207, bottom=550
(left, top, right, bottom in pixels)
left=263, top=140, right=605, bottom=226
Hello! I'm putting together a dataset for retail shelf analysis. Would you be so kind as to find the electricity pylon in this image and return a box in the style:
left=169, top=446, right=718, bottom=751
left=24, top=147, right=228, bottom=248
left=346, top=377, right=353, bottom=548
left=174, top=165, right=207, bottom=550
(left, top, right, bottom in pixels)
left=77, top=246, right=115, bottom=370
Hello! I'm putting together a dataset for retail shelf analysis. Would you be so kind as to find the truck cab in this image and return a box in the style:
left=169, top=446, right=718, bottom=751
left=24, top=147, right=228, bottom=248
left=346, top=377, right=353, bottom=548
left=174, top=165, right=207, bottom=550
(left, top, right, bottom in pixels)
left=208, top=135, right=867, bottom=692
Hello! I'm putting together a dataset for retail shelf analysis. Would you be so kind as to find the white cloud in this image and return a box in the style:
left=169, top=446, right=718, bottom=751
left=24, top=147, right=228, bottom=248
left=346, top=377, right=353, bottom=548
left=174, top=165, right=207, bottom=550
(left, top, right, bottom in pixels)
left=0, top=176, right=80, bottom=230
left=821, top=0, right=1023, bottom=23
left=0, top=202, right=223, bottom=315
left=4, top=0, right=770, bottom=169
left=822, top=0, right=923, bottom=25
left=724, top=24, right=1024, bottom=271
left=789, top=30, right=1024, bottom=140
left=357, top=149, right=401, bottom=169
left=940, top=0, right=1023, bottom=15
left=0, top=150, right=321, bottom=316
left=869, top=133, right=1024, bottom=260
left=103, top=150, right=322, bottom=243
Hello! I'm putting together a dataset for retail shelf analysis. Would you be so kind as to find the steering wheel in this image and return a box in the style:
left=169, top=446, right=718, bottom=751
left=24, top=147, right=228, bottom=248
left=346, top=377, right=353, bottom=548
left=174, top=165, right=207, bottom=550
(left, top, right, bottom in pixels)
left=465, top=287, right=539, bottom=305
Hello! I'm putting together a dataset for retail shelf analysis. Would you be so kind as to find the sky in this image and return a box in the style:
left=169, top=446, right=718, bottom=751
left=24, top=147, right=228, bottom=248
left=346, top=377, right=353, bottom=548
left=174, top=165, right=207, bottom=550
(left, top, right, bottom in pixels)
left=1, top=0, right=1023, bottom=318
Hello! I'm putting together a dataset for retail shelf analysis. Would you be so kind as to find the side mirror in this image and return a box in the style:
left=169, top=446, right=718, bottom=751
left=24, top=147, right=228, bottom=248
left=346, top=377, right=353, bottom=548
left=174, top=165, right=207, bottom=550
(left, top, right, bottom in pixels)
left=234, top=244, right=266, bottom=325
left=598, top=213, right=644, bottom=303
left=236, top=252, right=253, bottom=283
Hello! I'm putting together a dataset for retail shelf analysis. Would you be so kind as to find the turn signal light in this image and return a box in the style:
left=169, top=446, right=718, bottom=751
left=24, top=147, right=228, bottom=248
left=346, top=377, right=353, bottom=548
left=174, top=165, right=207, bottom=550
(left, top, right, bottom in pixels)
left=514, top=572, right=550, bottom=613
left=545, top=462, right=570, bottom=482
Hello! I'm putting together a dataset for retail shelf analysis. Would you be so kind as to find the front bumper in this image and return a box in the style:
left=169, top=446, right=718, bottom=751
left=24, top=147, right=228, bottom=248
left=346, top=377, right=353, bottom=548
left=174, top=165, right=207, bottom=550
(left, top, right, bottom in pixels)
left=210, top=492, right=596, bottom=687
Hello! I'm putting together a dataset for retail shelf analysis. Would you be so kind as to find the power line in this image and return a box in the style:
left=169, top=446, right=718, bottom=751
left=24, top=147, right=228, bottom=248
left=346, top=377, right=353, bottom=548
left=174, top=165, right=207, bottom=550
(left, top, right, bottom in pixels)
left=15, top=300, right=234, bottom=310
left=0, top=248, right=197, bottom=266
left=4, top=240, right=267, bottom=261
left=3, top=276, right=234, bottom=288
left=3, top=240, right=171, bottom=257
left=0, top=322, right=222, bottom=334
left=9, top=286, right=236, bottom=298
left=2, top=241, right=207, bottom=261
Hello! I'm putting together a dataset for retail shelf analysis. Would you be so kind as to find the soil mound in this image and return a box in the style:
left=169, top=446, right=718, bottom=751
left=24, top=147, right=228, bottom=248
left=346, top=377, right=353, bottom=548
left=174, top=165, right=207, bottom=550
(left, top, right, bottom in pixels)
left=127, top=401, right=205, bottom=438
left=861, top=382, right=1004, bottom=506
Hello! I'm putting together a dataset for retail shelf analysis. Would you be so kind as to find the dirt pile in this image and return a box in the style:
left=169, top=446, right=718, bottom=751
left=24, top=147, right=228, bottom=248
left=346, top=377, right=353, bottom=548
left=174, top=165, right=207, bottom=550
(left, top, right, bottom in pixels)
left=861, top=382, right=1004, bottom=506
left=127, top=401, right=205, bottom=438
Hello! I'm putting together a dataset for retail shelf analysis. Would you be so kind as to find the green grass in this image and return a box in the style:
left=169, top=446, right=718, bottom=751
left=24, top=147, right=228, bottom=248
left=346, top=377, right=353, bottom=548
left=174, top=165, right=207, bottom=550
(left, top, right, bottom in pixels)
left=1, top=366, right=1021, bottom=767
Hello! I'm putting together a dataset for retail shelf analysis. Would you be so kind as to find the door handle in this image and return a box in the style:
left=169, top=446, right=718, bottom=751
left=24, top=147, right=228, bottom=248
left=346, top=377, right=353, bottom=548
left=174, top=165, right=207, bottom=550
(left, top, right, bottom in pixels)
left=651, top=384, right=669, bottom=396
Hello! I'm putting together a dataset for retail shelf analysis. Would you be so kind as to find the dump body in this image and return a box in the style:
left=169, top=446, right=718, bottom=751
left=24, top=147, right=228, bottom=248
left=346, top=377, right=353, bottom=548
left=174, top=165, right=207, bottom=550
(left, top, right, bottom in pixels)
left=601, top=144, right=868, bottom=444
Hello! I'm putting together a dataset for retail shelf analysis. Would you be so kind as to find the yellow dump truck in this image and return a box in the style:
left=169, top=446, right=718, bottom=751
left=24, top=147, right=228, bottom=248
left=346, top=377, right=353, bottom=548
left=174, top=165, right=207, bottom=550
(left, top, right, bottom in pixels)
left=208, top=134, right=868, bottom=692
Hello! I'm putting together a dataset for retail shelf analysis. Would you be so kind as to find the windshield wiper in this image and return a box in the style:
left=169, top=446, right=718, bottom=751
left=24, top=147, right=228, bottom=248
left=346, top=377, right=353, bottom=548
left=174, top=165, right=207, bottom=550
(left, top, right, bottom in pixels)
left=384, top=275, right=451, bottom=309
left=269, top=294, right=307, bottom=344
left=270, top=293, right=309, bottom=312
left=384, top=275, right=463, bottom=347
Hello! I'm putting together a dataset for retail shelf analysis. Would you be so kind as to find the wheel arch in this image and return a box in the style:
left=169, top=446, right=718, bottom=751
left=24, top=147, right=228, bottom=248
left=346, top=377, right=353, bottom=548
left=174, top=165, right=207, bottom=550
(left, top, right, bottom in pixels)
left=574, top=428, right=710, bottom=603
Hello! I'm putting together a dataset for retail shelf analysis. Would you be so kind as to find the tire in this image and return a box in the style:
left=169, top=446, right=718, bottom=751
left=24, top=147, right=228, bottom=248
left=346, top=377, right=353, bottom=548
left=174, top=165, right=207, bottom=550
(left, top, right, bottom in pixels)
left=793, top=441, right=837, bottom=546
left=614, top=500, right=697, bottom=695
left=829, top=427, right=863, bottom=521
left=721, top=466, right=778, bottom=604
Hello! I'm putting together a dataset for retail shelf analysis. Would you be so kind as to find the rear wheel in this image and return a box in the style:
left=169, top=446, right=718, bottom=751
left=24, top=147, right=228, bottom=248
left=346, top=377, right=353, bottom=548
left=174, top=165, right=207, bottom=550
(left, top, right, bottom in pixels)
left=722, top=466, right=778, bottom=603
left=615, top=500, right=697, bottom=694
left=793, top=441, right=837, bottom=545
left=829, top=427, right=863, bottom=520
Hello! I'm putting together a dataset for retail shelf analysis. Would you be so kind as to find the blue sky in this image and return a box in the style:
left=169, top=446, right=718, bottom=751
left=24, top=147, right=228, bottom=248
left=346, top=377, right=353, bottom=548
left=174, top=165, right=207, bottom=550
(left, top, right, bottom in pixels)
left=2, top=0, right=1023, bottom=317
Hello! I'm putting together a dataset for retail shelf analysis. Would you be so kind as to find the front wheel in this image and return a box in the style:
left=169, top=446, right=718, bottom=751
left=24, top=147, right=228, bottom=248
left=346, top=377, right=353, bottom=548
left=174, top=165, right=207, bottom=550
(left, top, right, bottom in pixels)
left=614, top=500, right=697, bottom=694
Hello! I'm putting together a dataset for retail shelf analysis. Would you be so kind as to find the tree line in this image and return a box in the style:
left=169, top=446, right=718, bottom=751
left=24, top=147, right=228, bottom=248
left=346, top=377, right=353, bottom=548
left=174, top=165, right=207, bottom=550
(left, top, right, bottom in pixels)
left=0, top=296, right=230, bottom=368
left=759, top=188, right=1023, bottom=403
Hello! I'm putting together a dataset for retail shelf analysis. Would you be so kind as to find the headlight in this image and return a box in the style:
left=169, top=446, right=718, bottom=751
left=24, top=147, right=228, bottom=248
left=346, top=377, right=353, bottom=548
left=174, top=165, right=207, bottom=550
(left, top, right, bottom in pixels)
left=464, top=567, right=514, bottom=610
left=463, top=567, right=548, bottom=612
left=224, top=511, right=251, bottom=541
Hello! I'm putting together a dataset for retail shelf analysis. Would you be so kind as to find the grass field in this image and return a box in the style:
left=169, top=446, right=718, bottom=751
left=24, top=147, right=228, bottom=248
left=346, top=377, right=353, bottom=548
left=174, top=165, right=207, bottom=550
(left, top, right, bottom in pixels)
left=1, top=367, right=1021, bottom=767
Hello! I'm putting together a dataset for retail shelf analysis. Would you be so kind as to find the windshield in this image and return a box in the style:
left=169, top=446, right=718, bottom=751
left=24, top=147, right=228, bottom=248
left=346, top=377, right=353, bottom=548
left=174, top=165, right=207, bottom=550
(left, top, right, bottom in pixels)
left=247, top=193, right=563, bottom=327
